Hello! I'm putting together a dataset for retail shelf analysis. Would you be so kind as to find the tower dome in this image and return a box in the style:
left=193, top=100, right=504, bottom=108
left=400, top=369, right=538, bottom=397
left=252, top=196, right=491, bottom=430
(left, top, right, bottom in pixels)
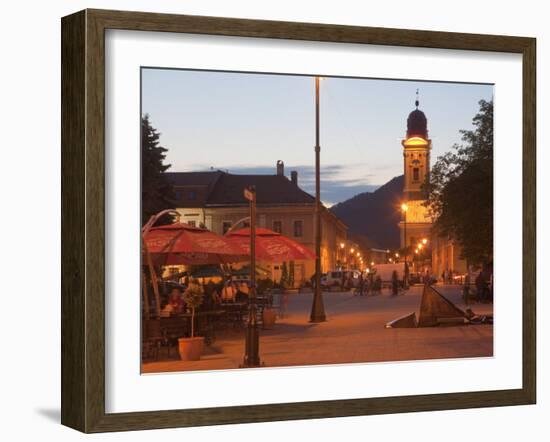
left=406, top=93, right=428, bottom=139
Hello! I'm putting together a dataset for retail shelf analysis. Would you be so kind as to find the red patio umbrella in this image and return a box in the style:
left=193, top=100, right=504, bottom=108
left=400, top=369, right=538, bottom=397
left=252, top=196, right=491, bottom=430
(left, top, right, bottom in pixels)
left=143, top=222, right=247, bottom=265
left=224, top=228, right=316, bottom=263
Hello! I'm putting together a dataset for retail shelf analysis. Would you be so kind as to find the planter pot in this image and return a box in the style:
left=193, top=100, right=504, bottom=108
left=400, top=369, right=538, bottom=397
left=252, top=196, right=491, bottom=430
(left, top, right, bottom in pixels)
left=262, top=308, right=277, bottom=327
left=178, top=336, right=204, bottom=361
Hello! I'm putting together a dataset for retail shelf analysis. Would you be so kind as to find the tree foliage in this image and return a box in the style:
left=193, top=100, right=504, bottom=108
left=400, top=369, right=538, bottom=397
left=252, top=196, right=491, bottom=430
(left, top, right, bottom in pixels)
left=424, top=99, right=493, bottom=265
left=141, top=114, right=174, bottom=225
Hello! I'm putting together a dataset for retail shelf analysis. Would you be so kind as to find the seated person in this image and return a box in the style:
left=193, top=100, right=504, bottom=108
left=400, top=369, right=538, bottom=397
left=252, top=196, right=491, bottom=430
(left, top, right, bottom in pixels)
left=235, top=284, right=249, bottom=303
left=160, top=300, right=174, bottom=317
left=167, top=287, right=184, bottom=314
left=221, top=281, right=237, bottom=302
left=203, top=281, right=222, bottom=309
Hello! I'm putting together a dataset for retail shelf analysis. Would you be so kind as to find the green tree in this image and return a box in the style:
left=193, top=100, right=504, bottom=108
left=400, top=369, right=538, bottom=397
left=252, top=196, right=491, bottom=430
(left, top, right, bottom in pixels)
left=141, top=114, right=174, bottom=225
left=424, top=99, right=493, bottom=265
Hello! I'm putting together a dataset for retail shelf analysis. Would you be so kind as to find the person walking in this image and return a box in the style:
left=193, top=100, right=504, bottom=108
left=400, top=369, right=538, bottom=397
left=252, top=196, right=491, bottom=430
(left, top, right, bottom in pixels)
left=358, top=272, right=365, bottom=296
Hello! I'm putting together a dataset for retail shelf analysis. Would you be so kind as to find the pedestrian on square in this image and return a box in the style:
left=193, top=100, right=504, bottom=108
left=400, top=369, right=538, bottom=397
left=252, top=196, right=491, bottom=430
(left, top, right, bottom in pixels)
left=367, top=272, right=374, bottom=296
left=475, top=271, right=486, bottom=303
left=391, top=270, right=399, bottom=295
left=358, top=272, right=365, bottom=296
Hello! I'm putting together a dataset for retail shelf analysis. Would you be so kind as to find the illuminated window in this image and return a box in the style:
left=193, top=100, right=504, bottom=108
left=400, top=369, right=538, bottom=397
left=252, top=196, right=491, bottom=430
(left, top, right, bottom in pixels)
left=413, top=167, right=420, bottom=182
left=273, top=220, right=282, bottom=233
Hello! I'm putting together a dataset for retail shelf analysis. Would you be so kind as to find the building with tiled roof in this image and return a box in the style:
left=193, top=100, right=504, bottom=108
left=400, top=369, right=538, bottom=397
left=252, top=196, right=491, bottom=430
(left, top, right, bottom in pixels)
left=165, top=162, right=347, bottom=285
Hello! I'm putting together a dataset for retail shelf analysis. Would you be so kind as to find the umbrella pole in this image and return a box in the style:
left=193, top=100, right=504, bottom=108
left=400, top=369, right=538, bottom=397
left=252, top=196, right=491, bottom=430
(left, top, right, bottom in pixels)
left=141, top=269, right=150, bottom=319
left=142, top=237, right=161, bottom=319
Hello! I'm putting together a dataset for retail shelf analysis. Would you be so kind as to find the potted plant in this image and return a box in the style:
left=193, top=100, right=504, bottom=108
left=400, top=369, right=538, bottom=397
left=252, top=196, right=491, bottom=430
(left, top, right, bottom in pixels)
left=178, top=279, right=205, bottom=361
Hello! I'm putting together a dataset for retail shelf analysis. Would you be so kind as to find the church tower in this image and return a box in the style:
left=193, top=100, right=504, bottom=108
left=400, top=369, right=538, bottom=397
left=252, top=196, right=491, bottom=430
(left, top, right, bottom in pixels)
left=399, top=92, right=433, bottom=249
left=403, top=91, right=431, bottom=199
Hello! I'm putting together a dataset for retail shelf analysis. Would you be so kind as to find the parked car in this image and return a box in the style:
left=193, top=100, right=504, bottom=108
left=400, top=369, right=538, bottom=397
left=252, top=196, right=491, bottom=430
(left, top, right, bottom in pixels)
left=321, top=270, right=362, bottom=289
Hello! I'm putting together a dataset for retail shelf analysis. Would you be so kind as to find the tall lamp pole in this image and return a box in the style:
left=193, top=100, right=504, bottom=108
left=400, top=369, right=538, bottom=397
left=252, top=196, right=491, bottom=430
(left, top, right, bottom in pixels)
left=401, top=203, right=409, bottom=289
left=242, top=185, right=261, bottom=367
left=310, top=76, right=327, bottom=323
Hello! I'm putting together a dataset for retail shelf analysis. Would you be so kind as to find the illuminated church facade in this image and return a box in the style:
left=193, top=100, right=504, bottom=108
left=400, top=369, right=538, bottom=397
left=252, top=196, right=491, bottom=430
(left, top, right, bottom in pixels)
left=398, top=95, right=433, bottom=249
left=399, top=94, right=467, bottom=279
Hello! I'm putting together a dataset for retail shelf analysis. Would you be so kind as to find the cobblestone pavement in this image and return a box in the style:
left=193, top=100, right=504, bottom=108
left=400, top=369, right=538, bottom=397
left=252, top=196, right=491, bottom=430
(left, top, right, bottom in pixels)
left=142, top=284, right=493, bottom=374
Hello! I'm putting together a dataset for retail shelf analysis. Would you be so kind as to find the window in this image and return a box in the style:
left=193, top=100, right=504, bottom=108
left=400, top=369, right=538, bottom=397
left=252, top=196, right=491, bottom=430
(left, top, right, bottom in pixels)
left=187, top=220, right=196, bottom=227
left=187, top=190, right=197, bottom=200
left=273, top=220, right=282, bottom=233
left=412, top=167, right=420, bottom=182
left=242, top=221, right=250, bottom=228
left=222, top=221, right=232, bottom=234
left=293, top=220, right=303, bottom=237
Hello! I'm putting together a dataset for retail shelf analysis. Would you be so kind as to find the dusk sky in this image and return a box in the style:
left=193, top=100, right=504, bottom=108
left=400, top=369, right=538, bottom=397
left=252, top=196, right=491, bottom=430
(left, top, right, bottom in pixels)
left=141, top=68, right=493, bottom=206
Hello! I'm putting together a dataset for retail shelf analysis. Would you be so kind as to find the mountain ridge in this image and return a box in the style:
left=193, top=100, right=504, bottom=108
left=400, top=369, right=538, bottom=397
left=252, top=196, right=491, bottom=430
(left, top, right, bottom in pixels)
left=331, top=175, right=404, bottom=250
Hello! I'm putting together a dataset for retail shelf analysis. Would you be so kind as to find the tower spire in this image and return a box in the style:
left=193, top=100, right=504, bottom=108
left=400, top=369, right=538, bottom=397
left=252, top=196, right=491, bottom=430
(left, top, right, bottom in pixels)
left=415, top=88, right=419, bottom=109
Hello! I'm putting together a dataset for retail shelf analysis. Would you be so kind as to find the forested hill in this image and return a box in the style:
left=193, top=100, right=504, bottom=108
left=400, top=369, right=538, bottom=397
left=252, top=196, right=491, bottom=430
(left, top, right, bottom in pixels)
left=330, top=175, right=404, bottom=250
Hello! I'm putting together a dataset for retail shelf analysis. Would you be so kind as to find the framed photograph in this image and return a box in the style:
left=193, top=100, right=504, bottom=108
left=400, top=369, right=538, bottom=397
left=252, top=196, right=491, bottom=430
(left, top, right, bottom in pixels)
left=61, top=9, right=536, bottom=433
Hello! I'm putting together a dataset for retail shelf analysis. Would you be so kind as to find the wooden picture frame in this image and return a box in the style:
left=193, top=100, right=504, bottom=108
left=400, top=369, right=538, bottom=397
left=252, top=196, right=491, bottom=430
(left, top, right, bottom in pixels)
left=61, top=9, right=536, bottom=433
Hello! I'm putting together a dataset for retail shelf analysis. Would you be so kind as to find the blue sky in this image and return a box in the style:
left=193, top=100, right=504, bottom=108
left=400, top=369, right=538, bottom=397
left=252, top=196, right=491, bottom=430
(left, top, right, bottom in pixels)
left=142, top=69, right=493, bottom=206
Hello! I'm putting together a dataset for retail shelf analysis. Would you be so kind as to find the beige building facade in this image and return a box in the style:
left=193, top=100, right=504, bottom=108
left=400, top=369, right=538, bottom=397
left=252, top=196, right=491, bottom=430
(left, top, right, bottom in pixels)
left=167, top=164, right=347, bottom=286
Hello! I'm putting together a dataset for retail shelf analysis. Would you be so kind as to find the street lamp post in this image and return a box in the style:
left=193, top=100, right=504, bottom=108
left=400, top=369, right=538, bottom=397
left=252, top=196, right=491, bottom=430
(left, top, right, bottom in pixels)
left=401, top=203, right=409, bottom=289
left=310, top=76, right=326, bottom=323
left=242, top=185, right=261, bottom=367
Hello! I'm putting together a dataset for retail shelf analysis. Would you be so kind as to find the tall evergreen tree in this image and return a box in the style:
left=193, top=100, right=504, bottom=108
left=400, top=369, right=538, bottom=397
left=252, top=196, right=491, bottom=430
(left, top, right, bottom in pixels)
left=424, top=99, right=493, bottom=265
left=141, top=114, right=174, bottom=225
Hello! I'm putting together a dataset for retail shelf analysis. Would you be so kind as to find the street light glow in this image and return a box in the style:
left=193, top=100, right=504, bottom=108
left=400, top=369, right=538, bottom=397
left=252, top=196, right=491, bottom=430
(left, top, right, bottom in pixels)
left=401, top=203, right=409, bottom=212
left=422, top=238, right=428, bottom=245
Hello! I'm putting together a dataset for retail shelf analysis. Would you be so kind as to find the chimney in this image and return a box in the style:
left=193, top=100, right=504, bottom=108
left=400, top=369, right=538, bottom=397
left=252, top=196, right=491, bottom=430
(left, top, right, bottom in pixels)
left=291, top=170, right=298, bottom=186
left=276, top=160, right=284, bottom=176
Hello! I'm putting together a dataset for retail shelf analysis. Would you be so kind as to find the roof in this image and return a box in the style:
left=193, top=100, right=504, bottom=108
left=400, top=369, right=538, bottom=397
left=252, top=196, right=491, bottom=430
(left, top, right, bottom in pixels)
left=407, top=108, right=428, bottom=139
left=165, top=171, right=315, bottom=207
left=166, top=171, right=222, bottom=187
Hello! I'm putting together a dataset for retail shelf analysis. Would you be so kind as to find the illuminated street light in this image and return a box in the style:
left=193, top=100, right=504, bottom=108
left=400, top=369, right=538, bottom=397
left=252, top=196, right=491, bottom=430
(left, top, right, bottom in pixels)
left=401, top=203, right=409, bottom=289
left=370, top=261, right=375, bottom=266
left=422, top=238, right=428, bottom=245
left=350, top=248, right=355, bottom=254
left=340, top=242, right=345, bottom=249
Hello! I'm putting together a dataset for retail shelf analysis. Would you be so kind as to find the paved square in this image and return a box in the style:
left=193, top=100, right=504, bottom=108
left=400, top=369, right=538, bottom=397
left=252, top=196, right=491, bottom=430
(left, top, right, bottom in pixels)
left=142, top=285, right=493, bottom=374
